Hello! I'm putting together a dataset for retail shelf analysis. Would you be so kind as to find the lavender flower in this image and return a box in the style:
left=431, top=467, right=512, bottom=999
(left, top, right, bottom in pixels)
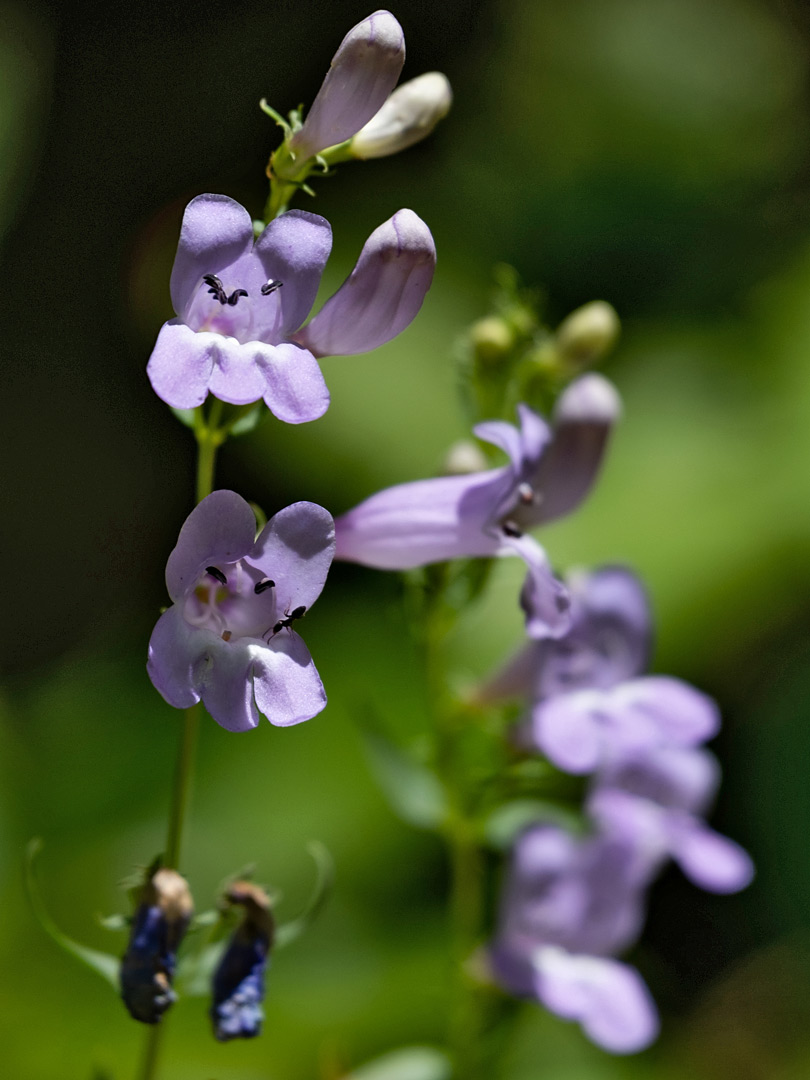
left=490, top=825, right=659, bottom=1054
left=120, top=868, right=193, bottom=1024
left=588, top=746, right=754, bottom=893
left=334, top=375, right=620, bottom=637
left=211, top=882, right=273, bottom=1041
left=147, top=490, right=334, bottom=733
left=288, top=11, right=406, bottom=162
left=146, top=195, right=435, bottom=423
left=484, top=566, right=720, bottom=772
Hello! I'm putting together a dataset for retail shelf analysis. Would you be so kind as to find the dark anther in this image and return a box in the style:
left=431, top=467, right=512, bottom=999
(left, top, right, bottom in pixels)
left=254, top=578, right=276, bottom=595
left=203, top=274, right=227, bottom=303
left=260, top=279, right=283, bottom=296
left=206, top=566, right=228, bottom=586
left=502, top=521, right=523, bottom=538
left=518, top=482, right=535, bottom=505
left=271, top=605, right=307, bottom=636
left=222, top=630, right=232, bottom=642
left=203, top=274, right=248, bottom=306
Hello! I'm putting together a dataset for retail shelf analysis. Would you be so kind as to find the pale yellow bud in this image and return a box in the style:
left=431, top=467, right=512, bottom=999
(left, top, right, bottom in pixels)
left=555, top=301, right=620, bottom=369
left=351, top=72, right=452, bottom=159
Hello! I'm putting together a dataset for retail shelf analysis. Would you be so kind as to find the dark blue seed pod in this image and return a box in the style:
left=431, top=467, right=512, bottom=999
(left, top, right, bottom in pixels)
left=120, top=868, right=193, bottom=1024
left=210, top=882, right=274, bottom=1041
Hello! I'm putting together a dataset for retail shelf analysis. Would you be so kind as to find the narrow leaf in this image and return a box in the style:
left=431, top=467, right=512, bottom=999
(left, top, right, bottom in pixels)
left=362, top=730, right=447, bottom=830
left=345, top=1046, right=452, bottom=1080
left=24, top=839, right=120, bottom=990
left=274, top=840, right=334, bottom=949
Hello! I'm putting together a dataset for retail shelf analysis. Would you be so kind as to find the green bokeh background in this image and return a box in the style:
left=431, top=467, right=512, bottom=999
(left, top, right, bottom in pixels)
left=3, top=0, right=810, bottom=1075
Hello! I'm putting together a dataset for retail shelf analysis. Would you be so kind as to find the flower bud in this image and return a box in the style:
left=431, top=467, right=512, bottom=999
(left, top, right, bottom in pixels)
left=555, top=301, right=620, bottom=370
left=442, top=439, right=489, bottom=475
left=290, top=11, right=405, bottom=161
left=469, top=315, right=516, bottom=366
left=120, top=868, right=193, bottom=1024
left=211, top=882, right=274, bottom=1042
left=350, top=72, right=452, bottom=159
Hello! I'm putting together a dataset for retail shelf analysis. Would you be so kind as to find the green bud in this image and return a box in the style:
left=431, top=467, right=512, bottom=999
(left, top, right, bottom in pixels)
left=470, top=316, right=515, bottom=366
left=555, top=301, right=620, bottom=369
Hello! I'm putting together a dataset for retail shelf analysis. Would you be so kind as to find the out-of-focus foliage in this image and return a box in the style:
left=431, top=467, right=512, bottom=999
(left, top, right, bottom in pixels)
left=4, top=0, right=810, bottom=1076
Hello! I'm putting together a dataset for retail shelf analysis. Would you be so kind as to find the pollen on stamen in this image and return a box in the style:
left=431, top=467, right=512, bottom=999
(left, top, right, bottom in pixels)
left=222, top=630, right=232, bottom=641
left=518, top=482, right=535, bottom=505
left=261, top=279, right=284, bottom=296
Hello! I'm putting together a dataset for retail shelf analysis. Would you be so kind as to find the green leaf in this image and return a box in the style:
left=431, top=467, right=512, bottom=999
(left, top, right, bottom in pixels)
left=24, top=839, right=120, bottom=990
left=227, top=403, right=264, bottom=437
left=345, top=1046, right=452, bottom=1080
left=362, top=730, right=447, bottom=830
left=483, top=799, right=581, bottom=851
left=169, top=406, right=196, bottom=429
left=274, top=840, right=335, bottom=949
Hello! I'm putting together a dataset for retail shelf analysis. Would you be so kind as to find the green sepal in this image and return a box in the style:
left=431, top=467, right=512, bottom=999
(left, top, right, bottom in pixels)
left=345, top=1047, right=452, bottom=1080
left=259, top=98, right=292, bottom=138
left=274, top=840, right=335, bottom=949
left=24, top=839, right=120, bottom=990
left=169, top=406, right=196, bottom=430
left=361, top=729, right=447, bottom=831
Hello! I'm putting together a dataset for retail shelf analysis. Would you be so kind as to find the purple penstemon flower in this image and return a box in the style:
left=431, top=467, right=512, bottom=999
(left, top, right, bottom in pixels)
left=482, top=566, right=721, bottom=772
left=147, top=490, right=334, bottom=733
left=334, top=374, right=620, bottom=637
left=146, top=194, right=435, bottom=423
left=588, top=745, right=754, bottom=894
left=490, top=825, right=659, bottom=1054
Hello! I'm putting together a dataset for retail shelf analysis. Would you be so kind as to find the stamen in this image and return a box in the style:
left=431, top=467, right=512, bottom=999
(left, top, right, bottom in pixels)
left=203, top=274, right=227, bottom=304
left=261, top=279, right=283, bottom=296
left=254, top=578, right=276, bottom=595
left=222, top=630, right=232, bottom=641
left=518, top=482, right=535, bottom=505
left=502, top=521, right=523, bottom=538
left=226, top=288, right=248, bottom=306
left=206, top=566, right=228, bottom=586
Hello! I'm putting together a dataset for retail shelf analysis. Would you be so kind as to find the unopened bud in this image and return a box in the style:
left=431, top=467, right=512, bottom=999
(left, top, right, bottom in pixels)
left=211, top=882, right=274, bottom=1042
left=351, top=72, right=452, bottom=159
left=290, top=11, right=405, bottom=161
left=555, top=301, right=620, bottom=370
left=443, top=439, right=489, bottom=475
left=470, top=316, right=515, bottom=365
left=120, top=868, right=193, bottom=1024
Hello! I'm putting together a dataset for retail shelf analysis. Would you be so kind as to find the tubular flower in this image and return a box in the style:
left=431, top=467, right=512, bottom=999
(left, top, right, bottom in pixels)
left=334, top=375, right=620, bottom=638
left=211, top=882, right=274, bottom=1042
left=288, top=11, right=406, bottom=161
left=147, top=490, right=334, bottom=733
left=482, top=566, right=721, bottom=772
left=588, top=745, right=754, bottom=894
left=120, top=869, right=193, bottom=1025
left=490, top=825, right=659, bottom=1054
left=146, top=195, right=435, bottom=423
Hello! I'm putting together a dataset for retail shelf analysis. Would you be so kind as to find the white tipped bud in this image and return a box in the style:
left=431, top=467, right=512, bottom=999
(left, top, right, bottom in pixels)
left=555, top=301, right=620, bottom=369
left=555, top=373, right=622, bottom=425
left=442, top=439, right=489, bottom=476
left=350, top=72, right=453, bottom=159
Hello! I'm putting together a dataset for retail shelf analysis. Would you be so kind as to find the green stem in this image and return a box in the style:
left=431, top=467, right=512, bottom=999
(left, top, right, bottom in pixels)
left=138, top=1026, right=163, bottom=1080
left=139, top=405, right=225, bottom=1080
left=163, top=703, right=201, bottom=870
